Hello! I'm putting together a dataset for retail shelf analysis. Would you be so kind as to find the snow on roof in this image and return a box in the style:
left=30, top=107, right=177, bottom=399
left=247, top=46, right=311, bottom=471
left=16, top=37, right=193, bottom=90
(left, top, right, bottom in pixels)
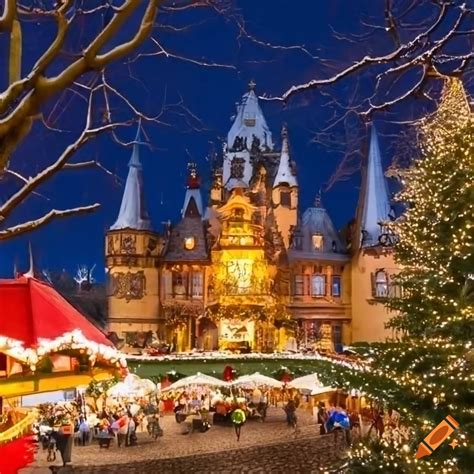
left=227, top=81, right=274, bottom=151
left=273, top=125, right=297, bottom=187
left=110, top=125, right=152, bottom=231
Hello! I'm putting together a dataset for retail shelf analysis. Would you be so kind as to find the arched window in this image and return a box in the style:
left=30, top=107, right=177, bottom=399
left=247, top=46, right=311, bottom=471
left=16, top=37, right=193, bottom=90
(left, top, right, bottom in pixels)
left=375, top=270, right=388, bottom=297
left=311, top=275, right=326, bottom=297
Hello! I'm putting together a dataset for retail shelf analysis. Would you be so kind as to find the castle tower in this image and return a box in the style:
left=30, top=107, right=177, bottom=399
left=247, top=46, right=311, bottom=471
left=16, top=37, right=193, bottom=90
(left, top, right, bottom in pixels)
left=351, top=124, right=399, bottom=343
left=105, top=124, right=162, bottom=340
left=272, top=125, right=298, bottom=248
left=222, top=81, right=273, bottom=192
left=161, top=164, right=210, bottom=351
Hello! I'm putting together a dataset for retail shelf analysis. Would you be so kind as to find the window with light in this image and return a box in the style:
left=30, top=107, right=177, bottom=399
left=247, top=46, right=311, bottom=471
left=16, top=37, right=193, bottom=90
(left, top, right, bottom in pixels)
left=375, top=270, right=388, bottom=297
left=312, top=233, right=324, bottom=251
left=311, top=275, right=326, bottom=296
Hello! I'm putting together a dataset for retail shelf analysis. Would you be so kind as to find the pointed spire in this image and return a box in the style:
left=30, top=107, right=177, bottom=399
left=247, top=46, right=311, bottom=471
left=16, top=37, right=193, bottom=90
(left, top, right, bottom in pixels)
left=359, top=124, right=391, bottom=247
left=314, top=189, right=322, bottom=208
left=182, top=163, right=203, bottom=218
left=23, top=242, right=34, bottom=278
left=227, top=82, right=274, bottom=151
left=274, top=124, right=297, bottom=188
left=110, top=121, right=151, bottom=231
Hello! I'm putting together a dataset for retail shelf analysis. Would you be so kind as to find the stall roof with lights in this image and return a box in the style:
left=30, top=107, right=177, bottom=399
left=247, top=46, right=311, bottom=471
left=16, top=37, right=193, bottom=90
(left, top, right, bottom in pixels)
left=0, top=277, right=121, bottom=366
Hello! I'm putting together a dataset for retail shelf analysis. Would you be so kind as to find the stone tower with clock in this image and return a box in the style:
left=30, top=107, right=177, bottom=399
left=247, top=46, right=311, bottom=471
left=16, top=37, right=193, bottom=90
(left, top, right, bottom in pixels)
left=105, top=125, right=162, bottom=342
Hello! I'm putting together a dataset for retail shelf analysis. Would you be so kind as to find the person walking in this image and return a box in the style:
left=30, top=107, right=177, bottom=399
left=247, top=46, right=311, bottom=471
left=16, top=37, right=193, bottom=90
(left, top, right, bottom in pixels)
left=78, top=417, right=90, bottom=446
left=231, top=408, right=246, bottom=442
left=284, top=399, right=297, bottom=428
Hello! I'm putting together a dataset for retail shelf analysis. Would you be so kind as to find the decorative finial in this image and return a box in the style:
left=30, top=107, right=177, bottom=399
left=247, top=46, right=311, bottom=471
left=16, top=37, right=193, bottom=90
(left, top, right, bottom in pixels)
left=24, top=242, right=34, bottom=278
left=314, top=189, right=322, bottom=208
left=281, top=123, right=288, bottom=139
left=248, top=79, right=256, bottom=91
left=187, top=162, right=200, bottom=189
left=134, top=117, right=142, bottom=144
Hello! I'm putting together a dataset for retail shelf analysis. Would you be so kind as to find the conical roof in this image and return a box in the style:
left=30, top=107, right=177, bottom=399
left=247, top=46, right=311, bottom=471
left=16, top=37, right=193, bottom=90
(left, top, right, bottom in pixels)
left=110, top=124, right=151, bottom=231
left=274, top=125, right=297, bottom=187
left=359, top=125, right=391, bottom=247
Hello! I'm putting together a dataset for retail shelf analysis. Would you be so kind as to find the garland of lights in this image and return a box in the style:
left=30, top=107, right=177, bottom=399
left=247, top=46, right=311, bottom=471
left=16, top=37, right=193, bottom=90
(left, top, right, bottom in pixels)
left=0, top=329, right=126, bottom=371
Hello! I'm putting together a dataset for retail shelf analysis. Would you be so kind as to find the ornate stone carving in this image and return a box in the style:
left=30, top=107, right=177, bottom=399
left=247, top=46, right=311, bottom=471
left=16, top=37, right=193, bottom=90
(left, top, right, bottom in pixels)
left=121, top=234, right=137, bottom=254
left=230, top=156, right=245, bottom=179
left=110, top=271, right=146, bottom=301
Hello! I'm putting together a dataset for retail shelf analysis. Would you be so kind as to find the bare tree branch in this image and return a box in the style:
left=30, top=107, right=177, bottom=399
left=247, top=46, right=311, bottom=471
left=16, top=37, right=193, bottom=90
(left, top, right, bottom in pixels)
left=0, top=204, right=100, bottom=241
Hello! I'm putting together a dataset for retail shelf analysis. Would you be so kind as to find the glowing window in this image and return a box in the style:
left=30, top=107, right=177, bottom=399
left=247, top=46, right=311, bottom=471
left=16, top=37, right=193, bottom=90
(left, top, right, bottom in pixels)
left=312, top=233, right=323, bottom=251
left=184, top=236, right=195, bottom=250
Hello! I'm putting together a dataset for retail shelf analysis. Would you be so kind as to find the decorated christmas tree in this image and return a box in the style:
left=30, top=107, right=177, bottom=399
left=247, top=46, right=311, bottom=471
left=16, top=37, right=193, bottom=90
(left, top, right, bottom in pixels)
left=321, top=77, right=473, bottom=473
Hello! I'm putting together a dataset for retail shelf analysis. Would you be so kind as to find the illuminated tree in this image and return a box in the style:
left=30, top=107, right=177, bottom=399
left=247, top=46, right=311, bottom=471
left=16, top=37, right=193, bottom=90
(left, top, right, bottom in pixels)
left=319, top=78, right=473, bottom=473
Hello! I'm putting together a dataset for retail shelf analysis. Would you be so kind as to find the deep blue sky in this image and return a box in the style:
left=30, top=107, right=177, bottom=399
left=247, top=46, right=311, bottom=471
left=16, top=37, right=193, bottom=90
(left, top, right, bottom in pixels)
left=0, top=0, right=472, bottom=278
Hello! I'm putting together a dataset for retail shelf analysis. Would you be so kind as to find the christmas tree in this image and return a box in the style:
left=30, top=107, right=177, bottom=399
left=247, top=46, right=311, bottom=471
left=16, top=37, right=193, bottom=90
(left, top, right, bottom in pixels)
left=321, top=77, right=473, bottom=473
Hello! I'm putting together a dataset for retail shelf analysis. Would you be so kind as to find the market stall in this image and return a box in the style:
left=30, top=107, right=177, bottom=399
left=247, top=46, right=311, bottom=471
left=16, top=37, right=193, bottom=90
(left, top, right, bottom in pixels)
left=0, top=276, right=126, bottom=451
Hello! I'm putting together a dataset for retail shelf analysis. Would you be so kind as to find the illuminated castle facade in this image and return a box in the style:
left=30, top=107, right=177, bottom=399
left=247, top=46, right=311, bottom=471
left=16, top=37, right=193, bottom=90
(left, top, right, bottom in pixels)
left=105, top=82, right=399, bottom=352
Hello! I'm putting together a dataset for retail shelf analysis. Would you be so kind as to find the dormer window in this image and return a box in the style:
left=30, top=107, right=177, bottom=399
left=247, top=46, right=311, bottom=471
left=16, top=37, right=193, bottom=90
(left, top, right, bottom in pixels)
left=184, top=236, right=195, bottom=250
left=312, top=233, right=323, bottom=251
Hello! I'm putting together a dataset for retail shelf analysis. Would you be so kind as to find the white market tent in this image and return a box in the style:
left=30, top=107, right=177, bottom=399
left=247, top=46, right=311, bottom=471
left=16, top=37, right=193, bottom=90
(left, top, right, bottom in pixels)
left=232, top=372, right=283, bottom=389
left=162, top=372, right=229, bottom=392
left=107, top=374, right=157, bottom=398
left=287, top=373, right=334, bottom=395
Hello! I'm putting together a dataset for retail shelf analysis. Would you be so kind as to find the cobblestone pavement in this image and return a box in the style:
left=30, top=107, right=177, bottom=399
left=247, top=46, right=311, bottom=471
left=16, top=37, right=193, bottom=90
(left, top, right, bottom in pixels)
left=21, top=408, right=347, bottom=473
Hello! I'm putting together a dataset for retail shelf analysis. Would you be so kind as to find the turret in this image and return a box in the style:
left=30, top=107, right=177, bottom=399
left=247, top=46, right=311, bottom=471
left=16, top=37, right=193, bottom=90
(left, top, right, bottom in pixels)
left=357, top=124, right=392, bottom=248
left=110, top=124, right=151, bottom=231
left=272, top=125, right=298, bottom=248
left=105, top=123, right=162, bottom=339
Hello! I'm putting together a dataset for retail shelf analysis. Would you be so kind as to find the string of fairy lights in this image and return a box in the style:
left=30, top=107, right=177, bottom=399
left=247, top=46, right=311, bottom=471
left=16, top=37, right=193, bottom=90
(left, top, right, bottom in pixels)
left=317, top=77, right=473, bottom=473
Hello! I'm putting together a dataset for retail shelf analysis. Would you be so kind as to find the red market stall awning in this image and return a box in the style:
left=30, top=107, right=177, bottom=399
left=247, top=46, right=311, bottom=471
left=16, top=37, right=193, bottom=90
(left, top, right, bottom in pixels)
left=0, top=277, right=124, bottom=368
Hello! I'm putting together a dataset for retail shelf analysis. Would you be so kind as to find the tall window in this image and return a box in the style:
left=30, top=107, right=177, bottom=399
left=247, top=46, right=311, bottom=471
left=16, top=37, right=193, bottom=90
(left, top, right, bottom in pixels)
left=312, top=233, right=323, bottom=251
left=332, top=276, right=341, bottom=297
left=375, top=270, right=388, bottom=297
left=163, top=271, right=172, bottom=298
left=311, top=275, right=326, bottom=297
left=332, top=324, right=342, bottom=351
left=280, top=190, right=291, bottom=207
left=294, top=275, right=304, bottom=296
left=191, top=272, right=203, bottom=298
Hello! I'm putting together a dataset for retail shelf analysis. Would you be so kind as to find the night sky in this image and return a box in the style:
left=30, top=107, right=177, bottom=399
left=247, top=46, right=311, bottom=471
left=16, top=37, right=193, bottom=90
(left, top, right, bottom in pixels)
left=0, top=0, right=472, bottom=279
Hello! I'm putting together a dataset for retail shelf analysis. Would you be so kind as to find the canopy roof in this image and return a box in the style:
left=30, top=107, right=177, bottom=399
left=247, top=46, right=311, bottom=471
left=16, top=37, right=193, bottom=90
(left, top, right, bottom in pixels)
left=287, top=373, right=334, bottom=395
left=107, top=374, right=156, bottom=398
left=0, top=277, right=122, bottom=367
left=163, top=372, right=229, bottom=392
left=232, top=372, right=283, bottom=389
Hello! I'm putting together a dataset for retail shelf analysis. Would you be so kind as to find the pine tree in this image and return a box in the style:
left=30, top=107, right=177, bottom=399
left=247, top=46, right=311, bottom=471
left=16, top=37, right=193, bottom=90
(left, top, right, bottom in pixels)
left=321, top=78, right=474, bottom=473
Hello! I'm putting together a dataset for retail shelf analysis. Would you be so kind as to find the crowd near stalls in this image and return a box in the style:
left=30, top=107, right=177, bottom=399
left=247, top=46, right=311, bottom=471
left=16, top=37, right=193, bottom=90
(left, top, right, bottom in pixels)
left=17, top=366, right=401, bottom=470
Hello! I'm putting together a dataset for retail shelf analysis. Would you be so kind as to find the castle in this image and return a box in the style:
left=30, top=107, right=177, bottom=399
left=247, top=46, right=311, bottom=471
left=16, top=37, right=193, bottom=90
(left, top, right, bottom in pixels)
left=105, top=82, right=399, bottom=353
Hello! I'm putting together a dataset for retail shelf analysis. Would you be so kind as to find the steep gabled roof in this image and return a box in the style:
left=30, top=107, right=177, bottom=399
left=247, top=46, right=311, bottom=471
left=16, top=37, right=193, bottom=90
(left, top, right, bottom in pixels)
left=227, top=81, right=274, bottom=151
left=0, top=277, right=122, bottom=366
